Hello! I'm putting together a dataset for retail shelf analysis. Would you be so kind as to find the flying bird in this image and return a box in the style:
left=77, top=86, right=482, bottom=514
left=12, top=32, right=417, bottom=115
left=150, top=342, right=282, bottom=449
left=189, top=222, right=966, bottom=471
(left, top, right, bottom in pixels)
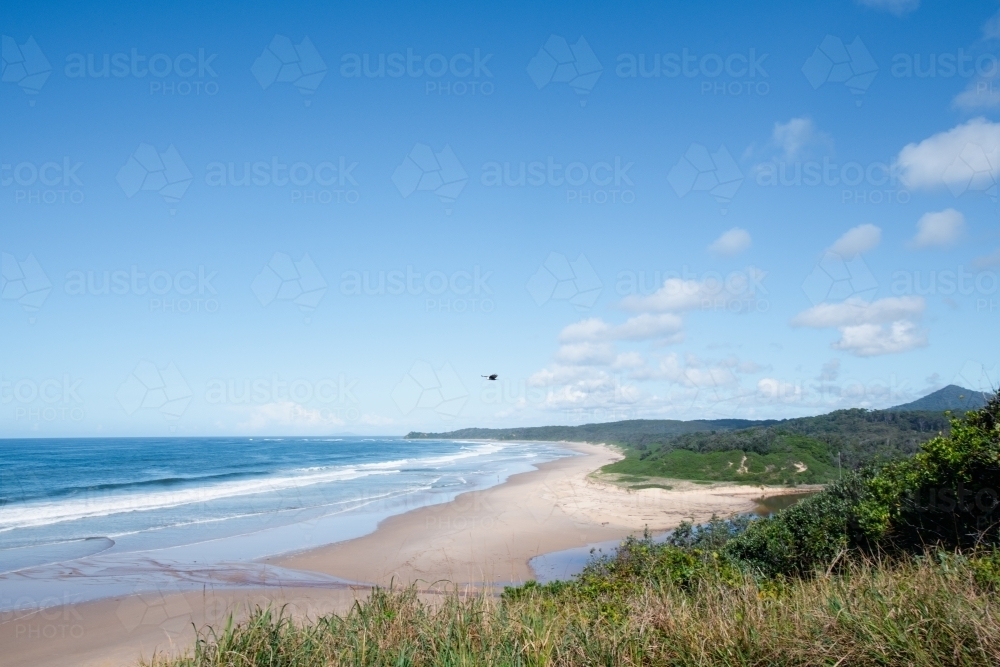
left=482, top=374, right=498, bottom=381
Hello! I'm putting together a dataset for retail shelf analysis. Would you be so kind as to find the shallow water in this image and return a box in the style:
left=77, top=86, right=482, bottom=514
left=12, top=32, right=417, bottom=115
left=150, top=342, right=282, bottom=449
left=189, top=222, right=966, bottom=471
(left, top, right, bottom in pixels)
left=753, top=491, right=815, bottom=516
left=529, top=491, right=814, bottom=584
left=0, top=437, right=573, bottom=610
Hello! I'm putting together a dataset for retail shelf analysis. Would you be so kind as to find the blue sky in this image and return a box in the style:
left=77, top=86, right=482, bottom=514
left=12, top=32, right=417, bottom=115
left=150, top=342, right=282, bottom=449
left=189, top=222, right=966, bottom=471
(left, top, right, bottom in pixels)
left=1, top=0, right=999, bottom=436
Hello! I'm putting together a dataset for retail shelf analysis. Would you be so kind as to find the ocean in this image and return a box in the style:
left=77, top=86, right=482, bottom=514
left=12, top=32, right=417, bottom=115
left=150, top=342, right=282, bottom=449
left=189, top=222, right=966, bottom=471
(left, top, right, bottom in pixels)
left=0, top=436, right=572, bottom=609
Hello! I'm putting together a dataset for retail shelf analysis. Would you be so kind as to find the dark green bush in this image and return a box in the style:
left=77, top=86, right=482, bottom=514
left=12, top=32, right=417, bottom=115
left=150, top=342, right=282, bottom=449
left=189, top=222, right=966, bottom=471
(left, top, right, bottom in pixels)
left=861, top=392, right=1000, bottom=551
left=726, top=391, right=1000, bottom=578
left=723, top=471, right=868, bottom=577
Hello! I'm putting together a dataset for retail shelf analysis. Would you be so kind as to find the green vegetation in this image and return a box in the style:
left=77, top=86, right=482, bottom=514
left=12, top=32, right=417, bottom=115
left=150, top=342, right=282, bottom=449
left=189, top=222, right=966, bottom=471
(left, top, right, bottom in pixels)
left=406, top=417, right=768, bottom=446
left=410, top=388, right=970, bottom=486
left=606, top=433, right=836, bottom=485
left=152, top=393, right=1000, bottom=666
left=602, top=408, right=957, bottom=485
left=149, top=556, right=1000, bottom=666
left=726, top=390, right=1000, bottom=577
left=639, top=408, right=949, bottom=466
left=889, top=383, right=988, bottom=412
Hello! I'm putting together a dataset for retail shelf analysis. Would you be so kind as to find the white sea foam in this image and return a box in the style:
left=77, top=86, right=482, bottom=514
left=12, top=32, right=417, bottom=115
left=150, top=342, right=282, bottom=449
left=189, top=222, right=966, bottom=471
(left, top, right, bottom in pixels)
left=0, top=442, right=506, bottom=532
left=103, top=485, right=425, bottom=538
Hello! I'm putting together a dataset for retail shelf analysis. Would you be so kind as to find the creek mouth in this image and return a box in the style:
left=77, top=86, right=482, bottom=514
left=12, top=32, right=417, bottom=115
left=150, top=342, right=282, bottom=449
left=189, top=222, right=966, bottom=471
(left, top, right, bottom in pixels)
left=530, top=490, right=815, bottom=584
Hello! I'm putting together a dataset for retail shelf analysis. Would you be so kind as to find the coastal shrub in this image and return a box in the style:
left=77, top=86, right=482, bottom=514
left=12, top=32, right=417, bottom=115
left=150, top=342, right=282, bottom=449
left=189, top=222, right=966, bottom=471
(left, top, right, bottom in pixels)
left=860, top=390, right=1000, bottom=551
left=665, top=513, right=752, bottom=550
left=576, top=536, right=711, bottom=594
left=727, top=391, right=1000, bottom=577
left=970, top=549, right=1000, bottom=590
left=550, top=519, right=753, bottom=598
left=722, top=470, right=870, bottom=577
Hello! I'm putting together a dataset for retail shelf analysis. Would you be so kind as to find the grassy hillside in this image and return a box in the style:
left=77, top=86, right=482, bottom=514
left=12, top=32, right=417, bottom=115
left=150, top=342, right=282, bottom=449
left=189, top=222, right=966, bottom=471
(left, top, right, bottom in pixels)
left=604, top=408, right=953, bottom=485
left=607, top=433, right=837, bottom=485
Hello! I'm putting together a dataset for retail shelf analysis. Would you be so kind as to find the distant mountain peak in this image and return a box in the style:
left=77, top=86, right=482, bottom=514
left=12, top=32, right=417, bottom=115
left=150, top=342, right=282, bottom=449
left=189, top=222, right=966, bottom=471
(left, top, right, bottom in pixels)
left=890, top=385, right=989, bottom=412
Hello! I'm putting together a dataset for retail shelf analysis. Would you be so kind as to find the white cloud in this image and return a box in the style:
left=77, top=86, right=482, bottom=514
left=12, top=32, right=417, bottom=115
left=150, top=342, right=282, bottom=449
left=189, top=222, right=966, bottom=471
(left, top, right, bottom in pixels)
left=536, top=380, right=641, bottom=411
left=909, top=208, right=965, bottom=248
left=829, top=224, right=882, bottom=259
left=543, top=314, right=683, bottom=391
left=620, top=268, right=766, bottom=313
left=536, top=311, right=685, bottom=409
left=559, top=313, right=683, bottom=343
left=708, top=227, right=752, bottom=257
left=832, top=321, right=928, bottom=356
left=558, top=318, right=611, bottom=343
left=613, top=313, right=685, bottom=340
left=792, top=296, right=927, bottom=357
left=528, top=262, right=771, bottom=415
left=525, top=364, right=641, bottom=412
left=554, top=341, right=616, bottom=366
left=620, top=279, right=709, bottom=311
left=526, top=348, right=792, bottom=418
left=894, top=118, right=1000, bottom=190
left=533, top=383, right=592, bottom=409
left=528, top=364, right=598, bottom=387
left=650, top=353, right=740, bottom=388
left=771, top=117, right=831, bottom=161
left=856, top=0, right=919, bottom=16
left=632, top=352, right=764, bottom=389
left=791, top=296, right=925, bottom=328
left=612, top=351, right=646, bottom=369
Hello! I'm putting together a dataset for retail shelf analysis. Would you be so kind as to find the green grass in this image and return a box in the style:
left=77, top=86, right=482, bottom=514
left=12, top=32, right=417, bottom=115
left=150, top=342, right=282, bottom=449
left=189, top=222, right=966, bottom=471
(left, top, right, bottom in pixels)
left=147, top=554, right=1000, bottom=666
left=604, top=434, right=837, bottom=485
left=614, top=474, right=651, bottom=483
left=599, top=473, right=673, bottom=491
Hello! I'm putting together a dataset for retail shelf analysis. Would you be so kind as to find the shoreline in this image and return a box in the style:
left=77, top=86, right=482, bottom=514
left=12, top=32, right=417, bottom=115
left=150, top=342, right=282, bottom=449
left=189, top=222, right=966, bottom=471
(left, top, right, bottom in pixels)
left=275, top=441, right=811, bottom=587
left=1, top=439, right=815, bottom=666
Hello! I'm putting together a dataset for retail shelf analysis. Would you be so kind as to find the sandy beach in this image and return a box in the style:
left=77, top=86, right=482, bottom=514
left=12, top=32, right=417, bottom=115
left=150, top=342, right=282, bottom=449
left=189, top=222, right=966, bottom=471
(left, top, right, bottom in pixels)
left=277, top=442, right=803, bottom=586
left=2, top=442, right=810, bottom=666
